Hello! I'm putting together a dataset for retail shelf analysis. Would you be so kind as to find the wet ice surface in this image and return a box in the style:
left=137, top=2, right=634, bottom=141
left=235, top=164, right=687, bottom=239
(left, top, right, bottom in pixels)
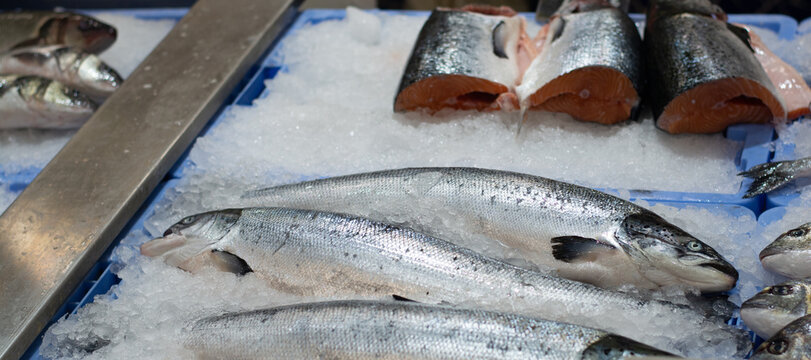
left=43, top=202, right=756, bottom=360
left=93, top=13, right=177, bottom=78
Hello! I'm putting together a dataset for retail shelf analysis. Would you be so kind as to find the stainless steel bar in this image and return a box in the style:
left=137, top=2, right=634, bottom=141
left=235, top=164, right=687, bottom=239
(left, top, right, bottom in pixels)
left=0, top=1, right=300, bottom=358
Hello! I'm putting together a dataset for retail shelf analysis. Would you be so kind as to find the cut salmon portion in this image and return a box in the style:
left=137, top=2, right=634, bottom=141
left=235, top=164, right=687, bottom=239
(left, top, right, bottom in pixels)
left=744, top=25, right=811, bottom=120
left=657, top=78, right=786, bottom=134
left=524, top=66, right=639, bottom=124
left=394, top=75, right=517, bottom=113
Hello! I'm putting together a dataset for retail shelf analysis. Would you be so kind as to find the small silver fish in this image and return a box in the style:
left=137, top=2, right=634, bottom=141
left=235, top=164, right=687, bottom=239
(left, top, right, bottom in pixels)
left=183, top=300, right=676, bottom=360
left=0, top=45, right=122, bottom=100
left=240, top=168, right=738, bottom=293
left=0, top=75, right=97, bottom=130
left=143, top=207, right=750, bottom=356
left=751, top=314, right=811, bottom=360
left=0, top=11, right=116, bottom=54
left=760, top=222, right=811, bottom=278
left=741, top=158, right=811, bottom=198
left=741, top=280, right=811, bottom=339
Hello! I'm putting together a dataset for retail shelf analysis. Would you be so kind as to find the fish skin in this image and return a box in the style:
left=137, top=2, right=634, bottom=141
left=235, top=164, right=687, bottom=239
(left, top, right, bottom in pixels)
left=758, top=221, right=811, bottom=278
left=0, top=45, right=123, bottom=100
left=740, top=158, right=811, bottom=199
left=751, top=314, right=811, bottom=360
left=0, top=11, right=116, bottom=54
left=394, top=9, right=522, bottom=112
left=0, top=75, right=97, bottom=129
left=144, top=206, right=750, bottom=357
left=239, top=167, right=737, bottom=293
left=644, top=11, right=786, bottom=133
left=517, top=7, right=642, bottom=124
left=742, top=280, right=811, bottom=339
left=182, top=300, right=676, bottom=360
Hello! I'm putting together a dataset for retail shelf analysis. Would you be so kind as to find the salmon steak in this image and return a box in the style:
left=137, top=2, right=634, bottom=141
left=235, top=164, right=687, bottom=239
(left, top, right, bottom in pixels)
left=394, top=8, right=527, bottom=113
left=645, top=0, right=787, bottom=134
left=517, top=6, right=642, bottom=124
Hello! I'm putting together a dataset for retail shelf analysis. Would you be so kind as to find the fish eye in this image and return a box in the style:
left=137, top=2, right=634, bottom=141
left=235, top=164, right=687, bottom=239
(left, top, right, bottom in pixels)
left=77, top=19, right=98, bottom=31
left=686, top=241, right=703, bottom=252
left=766, top=339, right=788, bottom=355
left=788, top=228, right=806, bottom=237
left=180, top=215, right=198, bottom=225
left=770, top=286, right=793, bottom=296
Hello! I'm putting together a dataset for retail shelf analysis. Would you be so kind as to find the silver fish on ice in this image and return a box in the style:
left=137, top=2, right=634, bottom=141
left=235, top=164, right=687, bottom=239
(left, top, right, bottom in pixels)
left=143, top=207, right=750, bottom=356
left=182, top=300, right=675, bottom=360
left=742, top=280, right=811, bottom=339
left=751, top=314, right=811, bottom=360
left=239, top=168, right=738, bottom=293
left=0, top=75, right=96, bottom=130
left=741, top=158, right=811, bottom=198
left=0, top=45, right=122, bottom=99
left=760, top=222, right=811, bottom=279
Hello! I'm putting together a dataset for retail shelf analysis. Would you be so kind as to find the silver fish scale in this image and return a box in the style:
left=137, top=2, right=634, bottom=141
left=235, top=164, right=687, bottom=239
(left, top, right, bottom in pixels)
left=242, top=168, right=642, bottom=258
left=223, top=207, right=632, bottom=312
left=183, top=300, right=615, bottom=360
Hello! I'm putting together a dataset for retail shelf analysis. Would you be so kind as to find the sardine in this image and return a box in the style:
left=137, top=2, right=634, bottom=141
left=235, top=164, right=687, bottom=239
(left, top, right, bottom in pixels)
left=182, top=300, right=675, bottom=360
left=0, top=11, right=116, bottom=54
left=0, top=75, right=97, bottom=130
left=143, top=207, right=748, bottom=356
left=759, top=221, right=811, bottom=278
left=393, top=8, right=526, bottom=112
left=644, top=0, right=786, bottom=134
left=239, top=168, right=738, bottom=293
left=0, top=45, right=122, bottom=100
left=517, top=6, right=642, bottom=125
left=740, top=158, right=811, bottom=199
left=751, top=314, right=811, bottom=360
left=742, top=280, right=811, bottom=339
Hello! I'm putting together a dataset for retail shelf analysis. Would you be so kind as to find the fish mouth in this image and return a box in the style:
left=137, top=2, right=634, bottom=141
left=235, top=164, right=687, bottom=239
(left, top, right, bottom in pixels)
left=742, top=296, right=773, bottom=311
left=701, top=261, right=739, bottom=280
left=759, top=245, right=782, bottom=260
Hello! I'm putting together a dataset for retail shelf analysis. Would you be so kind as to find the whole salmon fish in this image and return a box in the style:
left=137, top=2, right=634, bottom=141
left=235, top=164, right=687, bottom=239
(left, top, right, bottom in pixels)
left=183, top=300, right=675, bottom=360
left=238, top=168, right=739, bottom=293
left=143, top=207, right=749, bottom=356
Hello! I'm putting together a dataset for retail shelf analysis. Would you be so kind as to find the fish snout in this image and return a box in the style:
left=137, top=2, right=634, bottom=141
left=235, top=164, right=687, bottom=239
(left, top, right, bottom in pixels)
left=674, top=253, right=738, bottom=292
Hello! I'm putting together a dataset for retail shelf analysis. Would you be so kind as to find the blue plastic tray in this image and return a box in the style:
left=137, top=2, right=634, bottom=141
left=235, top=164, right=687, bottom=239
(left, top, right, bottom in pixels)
left=764, top=117, right=810, bottom=208
left=21, top=9, right=798, bottom=359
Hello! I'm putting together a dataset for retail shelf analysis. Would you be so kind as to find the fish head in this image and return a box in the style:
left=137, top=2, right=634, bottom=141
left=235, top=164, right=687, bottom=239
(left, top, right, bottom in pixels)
left=17, top=76, right=97, bottom=128
left=581, top=334, right=676, bottom=359
left=40, top=13, right=117, bottom=54
left=760, top=223, right=811, bottom=279
left=752, top=315, right=811, bottom=360
left=742, top=280, right=811, bottom=339
left=617, top=212, right=738, bottom=292
left=76, top=53, right=123, bottom=97
left=141, top=209, right=242, bottom=269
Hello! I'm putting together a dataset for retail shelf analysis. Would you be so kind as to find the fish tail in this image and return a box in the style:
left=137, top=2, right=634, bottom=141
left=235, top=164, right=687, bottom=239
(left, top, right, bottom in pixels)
left=739, top=161, right=794, bottom=198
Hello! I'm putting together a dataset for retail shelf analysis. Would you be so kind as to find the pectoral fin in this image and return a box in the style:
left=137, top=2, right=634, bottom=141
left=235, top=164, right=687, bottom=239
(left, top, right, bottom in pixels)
left=210, top=250, right=253, bottom=275
left=551, top=236, right=616, bottom=263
